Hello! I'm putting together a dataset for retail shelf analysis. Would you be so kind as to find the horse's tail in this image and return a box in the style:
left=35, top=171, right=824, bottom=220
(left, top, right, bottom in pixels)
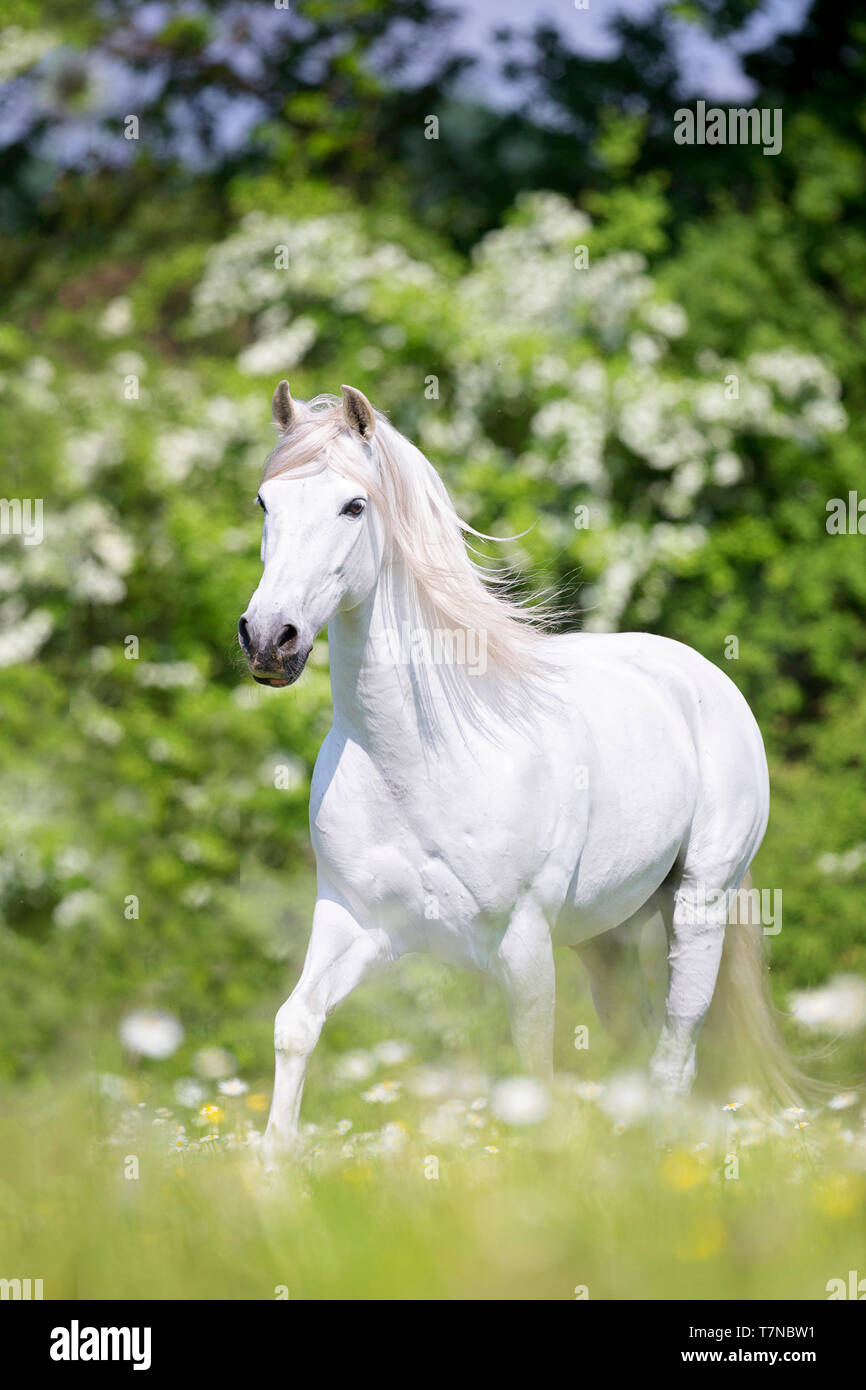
left=705, top=870, right=817, bottom=1107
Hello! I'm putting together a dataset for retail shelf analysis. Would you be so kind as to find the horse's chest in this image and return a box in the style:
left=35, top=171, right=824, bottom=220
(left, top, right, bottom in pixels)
left=310, top=746, right=559, bottom=953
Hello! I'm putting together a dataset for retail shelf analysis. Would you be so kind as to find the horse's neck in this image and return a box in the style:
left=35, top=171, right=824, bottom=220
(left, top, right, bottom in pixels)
left=327, top=564, right=446, bottom=762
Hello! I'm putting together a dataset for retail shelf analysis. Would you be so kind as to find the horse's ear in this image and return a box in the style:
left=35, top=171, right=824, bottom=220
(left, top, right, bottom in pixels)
left=340, top=384, right=376, bottom=440
left=272, top=379, right=294, bottom=434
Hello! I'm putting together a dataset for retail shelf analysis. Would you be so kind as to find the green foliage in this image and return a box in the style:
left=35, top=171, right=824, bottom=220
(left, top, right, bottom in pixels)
left=0, top=1, right=864, bottom=1109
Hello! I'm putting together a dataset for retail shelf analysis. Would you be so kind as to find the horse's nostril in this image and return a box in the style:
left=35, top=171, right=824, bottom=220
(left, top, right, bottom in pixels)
left=276, top=624, right=298, bottom=652
left=238, top=616, right=252, bottom=654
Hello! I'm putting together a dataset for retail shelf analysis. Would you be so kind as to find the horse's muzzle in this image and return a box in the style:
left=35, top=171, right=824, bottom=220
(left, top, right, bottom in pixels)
left=250, top=646, right=311, bottom=688
left=238, top=614, right=312, bottom=688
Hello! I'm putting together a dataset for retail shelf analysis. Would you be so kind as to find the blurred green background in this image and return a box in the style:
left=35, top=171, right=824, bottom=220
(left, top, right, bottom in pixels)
left=0, top=0, right=865, bottom=1301
left=2, top=0, right=864, bottom=1076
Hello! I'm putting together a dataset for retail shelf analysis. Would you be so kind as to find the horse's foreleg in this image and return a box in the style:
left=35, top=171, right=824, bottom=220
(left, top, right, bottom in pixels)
left=263, top=896, right=393, bottom=1160
left=493, top=898, right=555, bottom=1078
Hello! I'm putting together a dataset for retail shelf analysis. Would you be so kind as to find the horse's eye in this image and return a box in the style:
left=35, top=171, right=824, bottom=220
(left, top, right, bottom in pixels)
left=255, top=495, right=266, bottom=512
left=342, top=498, right=366, bottom=518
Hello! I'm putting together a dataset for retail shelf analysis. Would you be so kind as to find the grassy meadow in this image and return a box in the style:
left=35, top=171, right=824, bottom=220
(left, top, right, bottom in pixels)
left=2, top=937, right=865, bottom=1301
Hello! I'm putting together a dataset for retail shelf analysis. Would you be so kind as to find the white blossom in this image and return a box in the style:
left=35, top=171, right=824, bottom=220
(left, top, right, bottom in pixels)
left=120, top=1009, right=184, bottom=1060
left=490, top=1076, right=549, bottom=1126
left=790, top=976, right=866, bottom=1035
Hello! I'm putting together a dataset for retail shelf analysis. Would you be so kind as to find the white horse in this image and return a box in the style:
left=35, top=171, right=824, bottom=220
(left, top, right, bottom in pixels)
left=239, top=381, right=790, bottom=1154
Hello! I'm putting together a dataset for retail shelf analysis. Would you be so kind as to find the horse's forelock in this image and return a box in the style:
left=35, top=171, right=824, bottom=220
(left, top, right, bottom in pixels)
left=261, top=400, right=348, bottom=483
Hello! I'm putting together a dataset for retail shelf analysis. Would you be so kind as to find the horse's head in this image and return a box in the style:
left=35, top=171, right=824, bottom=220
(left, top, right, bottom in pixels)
left=238, top=382, right=384, bottom=687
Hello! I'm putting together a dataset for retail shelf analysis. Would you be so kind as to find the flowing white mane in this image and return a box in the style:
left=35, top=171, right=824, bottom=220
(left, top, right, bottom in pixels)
left=261, top=395, right=559, bottom=698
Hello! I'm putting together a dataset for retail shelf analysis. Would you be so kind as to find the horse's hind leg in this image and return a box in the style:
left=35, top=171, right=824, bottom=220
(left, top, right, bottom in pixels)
left=649, top=868, right=738, bottom=1096
left=574, top=906, right=658, bottom=1051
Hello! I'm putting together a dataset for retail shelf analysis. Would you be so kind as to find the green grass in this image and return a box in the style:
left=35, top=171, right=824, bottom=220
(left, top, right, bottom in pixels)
left=1, top=963, right=864, bottom=1301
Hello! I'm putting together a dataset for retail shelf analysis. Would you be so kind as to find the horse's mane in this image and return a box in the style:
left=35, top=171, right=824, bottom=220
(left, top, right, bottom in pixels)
left=261, top=397, right=564, bottom=719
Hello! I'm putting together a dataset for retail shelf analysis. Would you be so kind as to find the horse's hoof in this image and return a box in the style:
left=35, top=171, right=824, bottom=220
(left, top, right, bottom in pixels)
left=261, top=1132, right=301, bottom=1172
